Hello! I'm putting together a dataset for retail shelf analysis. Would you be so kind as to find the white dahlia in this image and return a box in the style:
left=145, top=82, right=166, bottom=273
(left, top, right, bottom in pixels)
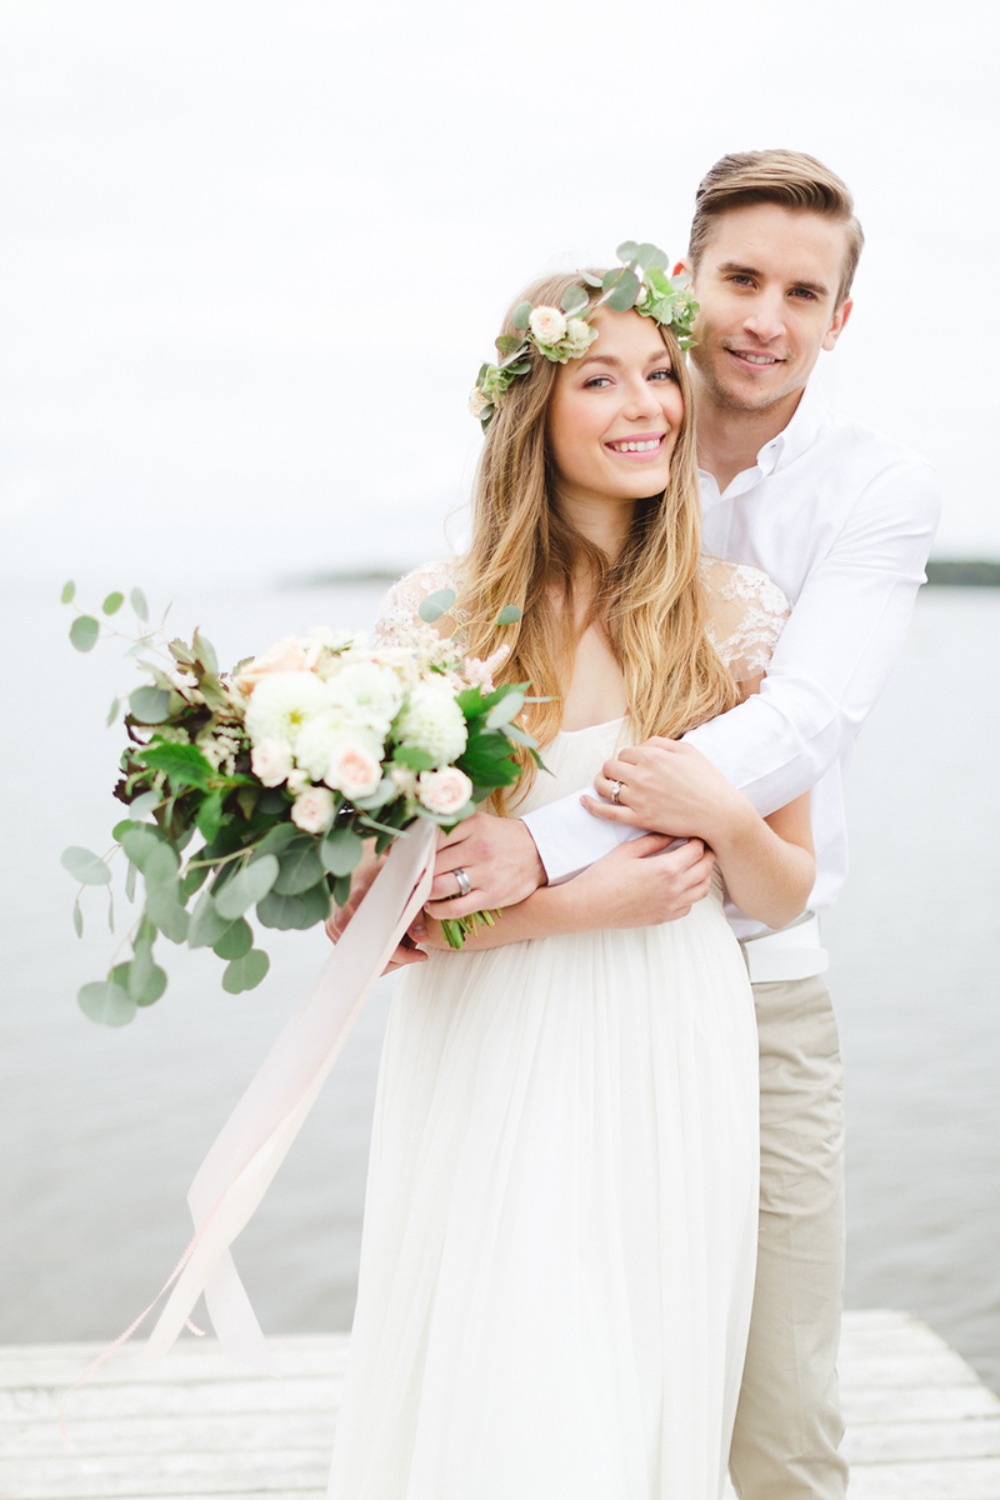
left=244, top=670, right=330, bottom=749
left=324, top=660, right=404, bottom=738
left=395, top=678, right=468, bottom=766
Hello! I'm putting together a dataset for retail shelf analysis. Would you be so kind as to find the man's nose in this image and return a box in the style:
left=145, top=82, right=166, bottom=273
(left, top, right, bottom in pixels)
left=743, top=293, right=786, bottom=342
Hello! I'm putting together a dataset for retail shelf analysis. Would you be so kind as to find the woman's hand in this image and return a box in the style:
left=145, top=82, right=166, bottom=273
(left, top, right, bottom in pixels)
left=567, top=832, right=716, bottom=929
left=324, top=850, right=428, bottom=973
left=582, top=738, right=742, bottom=843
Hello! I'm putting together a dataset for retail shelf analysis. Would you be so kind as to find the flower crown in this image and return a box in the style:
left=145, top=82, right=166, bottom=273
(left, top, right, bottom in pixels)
left=470, top=240, right=698, bottom=428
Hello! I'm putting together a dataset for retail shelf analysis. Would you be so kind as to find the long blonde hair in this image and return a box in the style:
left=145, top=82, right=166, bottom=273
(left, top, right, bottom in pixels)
left=458, top=270, right=740, bottom=808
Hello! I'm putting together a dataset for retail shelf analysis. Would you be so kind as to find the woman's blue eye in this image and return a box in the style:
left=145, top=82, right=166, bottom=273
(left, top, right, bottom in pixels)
left=583, top=375, right=612, bottom=389
left=650, top=368, right=675, bottom=382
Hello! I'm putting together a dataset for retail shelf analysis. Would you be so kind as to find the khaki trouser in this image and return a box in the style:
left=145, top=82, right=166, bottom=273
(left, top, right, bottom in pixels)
left=729, top=974, right=849, bottom=1500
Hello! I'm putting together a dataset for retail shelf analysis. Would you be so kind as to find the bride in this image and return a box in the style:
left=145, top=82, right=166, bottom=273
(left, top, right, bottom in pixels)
left=326, top=254, right=814, bottom=1499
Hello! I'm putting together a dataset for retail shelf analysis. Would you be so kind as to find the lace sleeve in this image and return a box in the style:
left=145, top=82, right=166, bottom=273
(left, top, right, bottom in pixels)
left=700, top=557, right=791, bottom=685
left=374, top=559, right=466, bottom=647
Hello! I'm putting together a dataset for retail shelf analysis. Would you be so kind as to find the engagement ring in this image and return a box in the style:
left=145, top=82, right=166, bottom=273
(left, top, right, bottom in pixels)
left=453, top=867, right=472, bottom=898
left=610, top=780, right=624, bottom=806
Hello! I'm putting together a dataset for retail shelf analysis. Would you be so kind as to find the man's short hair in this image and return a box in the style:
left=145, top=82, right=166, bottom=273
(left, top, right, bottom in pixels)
left=688, top=149, right=864, bottom=306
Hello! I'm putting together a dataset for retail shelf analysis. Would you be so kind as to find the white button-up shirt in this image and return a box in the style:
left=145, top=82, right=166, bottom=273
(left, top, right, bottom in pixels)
left=523, top=378, right=943, bottom=939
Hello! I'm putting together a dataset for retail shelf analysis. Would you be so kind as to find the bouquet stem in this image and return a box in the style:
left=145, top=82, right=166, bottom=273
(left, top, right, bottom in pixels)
left=439, top=908, right=501, bottom=950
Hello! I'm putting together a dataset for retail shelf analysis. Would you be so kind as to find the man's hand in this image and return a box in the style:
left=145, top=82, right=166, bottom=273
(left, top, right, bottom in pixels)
left=424, top=812, right=546, bottom=921
left=582, top=738, right=740, bottom=843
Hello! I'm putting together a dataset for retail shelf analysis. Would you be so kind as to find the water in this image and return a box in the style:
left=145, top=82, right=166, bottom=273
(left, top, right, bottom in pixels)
left=3, top=579, right=998, bottom=1394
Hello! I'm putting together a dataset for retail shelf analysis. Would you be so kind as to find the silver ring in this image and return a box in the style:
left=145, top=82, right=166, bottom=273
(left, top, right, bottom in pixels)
left=453, top=866, right=472, bottom=898
left=610, top=779, right=623, bottom=806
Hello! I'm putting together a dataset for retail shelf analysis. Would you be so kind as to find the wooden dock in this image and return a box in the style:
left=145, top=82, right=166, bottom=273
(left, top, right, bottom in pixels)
left=2, top=1310, right=999, bottom=1498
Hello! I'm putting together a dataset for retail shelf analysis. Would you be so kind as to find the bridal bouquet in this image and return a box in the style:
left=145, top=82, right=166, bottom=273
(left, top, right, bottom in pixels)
left=62, top=583, right=537, bottom=1025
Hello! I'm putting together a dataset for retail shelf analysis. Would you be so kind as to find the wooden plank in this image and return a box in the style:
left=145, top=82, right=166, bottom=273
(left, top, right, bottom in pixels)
left=1, top=1313, right=997, bottom=1500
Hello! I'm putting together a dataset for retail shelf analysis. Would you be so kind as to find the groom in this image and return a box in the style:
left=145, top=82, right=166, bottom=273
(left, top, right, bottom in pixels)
left=427, top=151, right=941, bottom=1499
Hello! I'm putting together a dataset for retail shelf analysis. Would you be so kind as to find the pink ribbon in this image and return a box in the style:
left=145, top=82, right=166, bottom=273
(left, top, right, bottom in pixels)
left=139, top=819, right=437, bottom=1368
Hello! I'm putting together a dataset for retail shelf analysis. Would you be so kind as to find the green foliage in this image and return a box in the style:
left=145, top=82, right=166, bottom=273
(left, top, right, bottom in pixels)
left=496, top=605, right=522, bottom=625
left=102, top=591, right=125, bottom=616
left=212, top=917, right=253, bottom=960
left=196, top=791, right=225, bottom=842
left=418, top=588, right=457, bottom=623
left=214, top=854, right=280, bottom=920
left=61, top=580, right=76, bottom=604
left=70, top=616, right=100, bottom=653
left=72, top=899, right=83, bottom=937
left=256, top=880, right=331, bottom=930
left=135, top=740, right=215, bottom=788
left=130, top=587, right=149, bottom=622
left=222, top=949, right=270, bottom=994
left=129, top=686, right=172, bottom=724
left=393, top=745, right=436, bottom=772
left=273, top=839, right=326, bottom=897
left=61, top=847, right=111, bottom=886
left=560, top=284, right=589, bottom=314
left=79, top=979, right=135, bottom=1027
left=321, top=827, right=364, bottom=877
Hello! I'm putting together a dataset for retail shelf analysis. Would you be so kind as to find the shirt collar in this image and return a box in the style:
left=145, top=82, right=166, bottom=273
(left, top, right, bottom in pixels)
left=753, top=374, right=828, bottom=477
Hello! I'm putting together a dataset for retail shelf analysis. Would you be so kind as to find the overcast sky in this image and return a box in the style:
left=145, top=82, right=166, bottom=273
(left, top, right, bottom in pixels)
left=2, top=0, right=996, bottom=586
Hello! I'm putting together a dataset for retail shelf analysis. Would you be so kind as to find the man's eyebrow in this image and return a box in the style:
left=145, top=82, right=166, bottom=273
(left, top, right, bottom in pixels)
left=717, top=259, right=831, bottom=298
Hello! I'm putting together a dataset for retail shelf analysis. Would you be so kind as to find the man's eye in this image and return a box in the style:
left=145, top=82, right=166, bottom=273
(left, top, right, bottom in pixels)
left=791, top=288, right=818, bottom=301
left=729, top=274, right=754, bottom=287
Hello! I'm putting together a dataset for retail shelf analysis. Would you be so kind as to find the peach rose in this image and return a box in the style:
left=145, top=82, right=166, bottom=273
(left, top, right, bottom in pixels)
left=234, top=636, right=309, bottom=696
left=251, top=738, right=294, bottom=788
left=325, top=742, right=383, bottom=801
left=418, top=767, right=474, bottom=818
left=290, top=785, right=336, bottom=835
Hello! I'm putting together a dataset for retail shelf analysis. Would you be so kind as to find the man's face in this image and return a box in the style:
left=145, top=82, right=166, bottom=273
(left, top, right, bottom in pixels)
left=688, top=202, right=852, bottom=425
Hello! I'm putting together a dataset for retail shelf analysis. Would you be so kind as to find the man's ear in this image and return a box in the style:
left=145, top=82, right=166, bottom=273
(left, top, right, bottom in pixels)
left=822, top=298, right=853, bottom=352
left=673, top=259, right=692, bottom=279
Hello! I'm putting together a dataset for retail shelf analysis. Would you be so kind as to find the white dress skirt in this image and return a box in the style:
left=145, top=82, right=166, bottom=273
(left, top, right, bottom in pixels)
left=326, top=718, right=760, bottom=1500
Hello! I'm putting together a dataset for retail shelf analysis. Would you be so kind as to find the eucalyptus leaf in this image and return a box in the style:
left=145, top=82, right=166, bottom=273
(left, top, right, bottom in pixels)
left=72, top=899, right=83, bottom=937
left=215, top=854, right=280, bottom=920
left=188, top=890, right=229, bottom=949
left=512, top=300, right=532, bottom=330
left=485, top=688, right=526, bottom=728
left=106, top=696, right=121, bottom=726
left=253, top=821, right=301, bottom=859
left=604, top=268, right=640, bottom=312
left=125, top=860, right=137, bottom=903
left=107, top=889, right=115, bottom=932
left=119, top=823, right=170, bottom=874
left=256, top=880, right=331, bottom=931
left=144, top=844, right=188, bottom=943
left=496, top=604, right=522, bottom=625
left=222, top=949, right=270, bottom=994
left=212, top=917, right=253, bottom=961
left=580, top=272, right=603, bottom=289
left=61, top=847, right=111, bottom=886
left=418, top=588, right=457, bottom=623
left=616, top=239, right=640, bottom=263
left=78, top=980, right=136, bottom=1027
left=70, top=615, right=100, bottom=653
left=125, top=785, right=160, bottom=820
left=129, top=686, right=172, bottom=724
left=635, top=241, right=668, bottom=270
left=61, top=580, right=76, bottom=604
left=102, top=591, right=125, bottom=616
left=274, top=840, right=326, bottom=897
left=180, top=864, right=210, bottom=901
left=131, top=587, right=149, bottom=622
left=560, top=284, right=589, bottom=314
left=332, top=874, right=353, bottom=908
left=321, top=826, right=364, bottom=877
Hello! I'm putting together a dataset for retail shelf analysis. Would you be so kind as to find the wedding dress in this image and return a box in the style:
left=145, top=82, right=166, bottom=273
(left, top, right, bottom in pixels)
left=326, top=559, right=790, bottom=1500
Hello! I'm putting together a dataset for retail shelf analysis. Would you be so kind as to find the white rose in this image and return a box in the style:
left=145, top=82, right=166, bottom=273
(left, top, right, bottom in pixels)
left=468, top=387, right=489, bottom=418
left=563, top=317, right=598, bottom=355
left=290, top=785, right=335, bottom=835
left=418, top=767, right=474, bottom=818
left=251, top=738, right=294, bottom=788
left=287, top=768, right=310, bottom=795
left=528, top=305, right=567, bottom=346
left=325, top=741, right=383, bottom=800
left=396, top=678, right=468, bottom=766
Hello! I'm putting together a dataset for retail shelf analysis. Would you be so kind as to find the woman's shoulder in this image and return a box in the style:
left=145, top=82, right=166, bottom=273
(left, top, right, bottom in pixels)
left=374, top=558, right=466, bottom=646
left=697, top=556, right=791, bottom=685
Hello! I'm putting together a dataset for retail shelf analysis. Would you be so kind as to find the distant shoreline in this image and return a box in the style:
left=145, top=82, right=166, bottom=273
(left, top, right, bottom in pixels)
left=282, top=560, right=1000, bottom=590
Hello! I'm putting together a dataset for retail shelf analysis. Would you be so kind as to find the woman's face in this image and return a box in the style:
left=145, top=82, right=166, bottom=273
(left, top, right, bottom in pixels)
left=545, top=308, right=685, bottom=520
